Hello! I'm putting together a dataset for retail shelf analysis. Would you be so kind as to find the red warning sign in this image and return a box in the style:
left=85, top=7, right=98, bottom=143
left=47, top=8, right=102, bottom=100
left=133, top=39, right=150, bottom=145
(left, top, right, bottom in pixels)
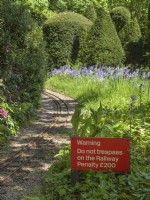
left=71, top=137, right=130, bottom=172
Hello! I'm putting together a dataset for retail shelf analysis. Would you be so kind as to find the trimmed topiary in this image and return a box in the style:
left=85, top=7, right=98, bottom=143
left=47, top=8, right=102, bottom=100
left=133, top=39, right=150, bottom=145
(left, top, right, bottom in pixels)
left=110, top=7, right=143, bottom=65
left=117, top=17, right=143, bottom=65
left=124, top=17, right=143, bottom=65
left=79, top=9, right=125, bottom=67
left=43, top=12, right=93, bottom=69
left=110, top=7, right=131, bottom=32
left=84, top=3, right=97, bottom=22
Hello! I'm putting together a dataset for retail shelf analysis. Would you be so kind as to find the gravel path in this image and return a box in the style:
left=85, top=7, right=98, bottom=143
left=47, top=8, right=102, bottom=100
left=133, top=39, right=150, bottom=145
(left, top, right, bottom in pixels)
left=0, top=89, right=76, bottom=200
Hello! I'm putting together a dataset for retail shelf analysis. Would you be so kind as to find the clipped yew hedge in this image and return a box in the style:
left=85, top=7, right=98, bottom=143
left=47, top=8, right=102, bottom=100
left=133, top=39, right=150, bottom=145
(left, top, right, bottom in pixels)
left=110, top=7, right=131, bottom=32
left=43, top=12, right=93, bottom=68
left=124, top=17, right=143, bottom=65
left=79, top=9, right=125, bottom=67
left=84, top=3, right=97, bottom=22
left=110, top=7, right=143, bottom=65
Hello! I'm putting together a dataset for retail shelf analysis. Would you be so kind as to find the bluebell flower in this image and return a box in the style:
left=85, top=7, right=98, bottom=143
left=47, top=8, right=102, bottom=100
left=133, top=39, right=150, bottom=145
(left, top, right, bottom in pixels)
left=48, top=65, right=149, bottom=82
left=131, top=95, right=136, bottom=101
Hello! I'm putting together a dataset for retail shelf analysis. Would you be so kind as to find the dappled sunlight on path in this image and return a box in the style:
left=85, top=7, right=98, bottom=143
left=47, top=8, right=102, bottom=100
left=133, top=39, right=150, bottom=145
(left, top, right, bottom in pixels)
left=0, top=89, right=76, bottom=200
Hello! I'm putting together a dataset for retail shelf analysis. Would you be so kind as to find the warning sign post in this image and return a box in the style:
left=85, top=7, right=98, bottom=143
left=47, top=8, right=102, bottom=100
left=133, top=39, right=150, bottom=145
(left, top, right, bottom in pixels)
left=71, top=137, right=130, bottom=172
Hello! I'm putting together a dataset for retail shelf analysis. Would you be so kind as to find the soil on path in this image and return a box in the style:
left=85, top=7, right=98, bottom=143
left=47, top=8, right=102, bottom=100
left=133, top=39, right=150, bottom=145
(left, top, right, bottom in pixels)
left=0, top=89, right=76, bottom=200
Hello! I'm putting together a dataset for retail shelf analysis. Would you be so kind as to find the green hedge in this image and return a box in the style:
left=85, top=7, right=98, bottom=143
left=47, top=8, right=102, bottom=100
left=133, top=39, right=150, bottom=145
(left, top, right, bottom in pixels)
left=118, top=17, right=142, bottom=65
left=0, top=0, right=48, bottom=108
left=79, top=9, right=125, bottom=67
left=84, top=3, right=97, bottom=22
left=110, top=7, right=143, bottom=65
left=43, top=12, right=93, bottom=68
left=110, top=7, right=131, bottom=32
left=124, top=17, right=143, bottom=65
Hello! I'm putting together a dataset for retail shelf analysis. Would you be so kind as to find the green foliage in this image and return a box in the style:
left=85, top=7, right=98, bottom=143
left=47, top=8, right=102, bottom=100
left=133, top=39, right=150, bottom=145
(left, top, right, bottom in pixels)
left=17, top=0, right=56, bottom=25
left=71, top=78, right=150, bottom=138
left=47, top=0, right=149, bottom=66
left=79, top=9, right=125, bottom=66
left=0, top=0, right=48, bottom=142
left=0, top=81, right=18, bottom=143
left=44, top=146, right=72, bottom=200
left=125, top=17, right=143, bottom=65
left=10, top=102, right=36, bottom=128
left=84, top=3, right=97, bottom=22
left=110, top=6, right=143, bottom=65
left=42, top=131, right=150, bottom=199
left=46, top=169, right=150, bottom=199
left=108, top=0, right=149, bottom=38
left=48, top=0, right=68, bottom=12
left=148, top=3, right=150, bottom=45
left=48, top=0, right=108, bottom=14
left=0, top=0, right=48, bottom=108
left=147, top=3, right=150, bottom=62
left=110, top=6, right=131, bottom=32
left=118, top=16, right=143, bottom=65
left=0, top=79, right=35, bottom=143
left=46, top=0, right=150, bottom=52
left=43, top=12, right=92, bottom=68
left=41, top=70, right=150, bottom=200
left=72, top=98, right=150, bottom=139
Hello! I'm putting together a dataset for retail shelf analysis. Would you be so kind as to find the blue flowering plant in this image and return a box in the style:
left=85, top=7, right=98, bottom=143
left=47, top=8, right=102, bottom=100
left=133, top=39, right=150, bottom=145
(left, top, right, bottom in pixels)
left=49, top=65, right=150, bottom=81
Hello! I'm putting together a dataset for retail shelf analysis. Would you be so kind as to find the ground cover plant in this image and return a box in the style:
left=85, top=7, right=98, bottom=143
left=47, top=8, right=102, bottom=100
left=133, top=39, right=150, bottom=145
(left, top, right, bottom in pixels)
left=42, top=65, right=150, bottom=199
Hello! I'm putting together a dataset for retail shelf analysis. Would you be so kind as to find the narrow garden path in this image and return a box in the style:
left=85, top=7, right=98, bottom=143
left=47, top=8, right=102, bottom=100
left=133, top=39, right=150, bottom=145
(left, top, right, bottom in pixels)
left=0, top=89, right=76, bottom=200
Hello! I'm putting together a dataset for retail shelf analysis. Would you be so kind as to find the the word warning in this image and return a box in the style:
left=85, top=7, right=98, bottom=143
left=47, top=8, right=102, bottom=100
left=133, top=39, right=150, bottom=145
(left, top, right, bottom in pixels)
left=71, top=137, right=130, bottom=172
